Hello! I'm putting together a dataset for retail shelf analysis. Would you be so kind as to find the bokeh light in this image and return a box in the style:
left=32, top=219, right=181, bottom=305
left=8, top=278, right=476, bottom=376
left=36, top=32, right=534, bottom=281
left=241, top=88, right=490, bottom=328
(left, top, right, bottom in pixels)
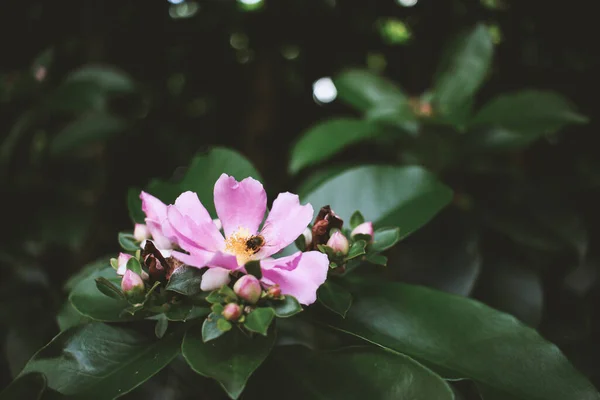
left=169, top=2, right=199, bottom=19
left=396, top=0, right=418, bottom=7
left=237, top=0, right=264, bottom=11
left=312, top=77, right=337, bottom=104
left=379, top=18, right=412, bottom=45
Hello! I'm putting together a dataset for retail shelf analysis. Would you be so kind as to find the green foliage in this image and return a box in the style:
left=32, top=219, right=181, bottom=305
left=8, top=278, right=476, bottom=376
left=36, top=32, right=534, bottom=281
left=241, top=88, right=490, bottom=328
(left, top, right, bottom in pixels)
left=317, top=281, right=353, bottom=317
left=0, top=372, right=46, bottom=400
left=165, top=266, right=204, bottom=296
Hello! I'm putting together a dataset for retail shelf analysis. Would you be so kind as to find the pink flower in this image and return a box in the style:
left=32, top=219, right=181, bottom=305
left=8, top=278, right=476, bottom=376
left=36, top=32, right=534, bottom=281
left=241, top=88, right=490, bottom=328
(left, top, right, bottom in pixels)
left=168, top=174, right=329, bottom=305
left=133, top=223, right=151, bottom=242
left=139, top=192, right=176, bottom=250
left=121, top=270, right=144, bottom=294
left=326, top=231, right=349, bottom=255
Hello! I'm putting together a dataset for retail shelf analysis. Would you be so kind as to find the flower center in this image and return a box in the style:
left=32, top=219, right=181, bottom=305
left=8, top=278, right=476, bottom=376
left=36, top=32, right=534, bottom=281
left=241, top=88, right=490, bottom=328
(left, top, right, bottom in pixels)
left=224, top=227, right=255, bottom=265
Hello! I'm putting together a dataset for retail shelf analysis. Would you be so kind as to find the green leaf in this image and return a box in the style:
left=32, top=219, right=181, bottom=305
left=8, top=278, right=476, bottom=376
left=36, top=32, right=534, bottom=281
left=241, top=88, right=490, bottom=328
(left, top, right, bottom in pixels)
left=317, top=281, right=353, bottom=318
left=69, top=268, right=137, bottom=322
left=323, top=277, right=600, bottom=400
left=56, top=301, right=91, bottom=332
left=244, top=308, right=275, bottom=336
left=366, top=253, right=388, bottom=266
left=301, top=165, right=453, bottom=238
left=0, top=372, right=46, bottom=400
left=20, top=323, right=183, bottom=399
left=94, top=277, right=125, bottom=300
left=217, top=319, right=233, bottom=332
left=468, top=90, right=588, bottom=150
left=49, top=112, right=127, bottom=156
left=126, top=256, right=142, bottom=275
left=345, top=240, right=367, bottom=261
left=127, top=187, right=146, bottom=224
left=265, top=347, right=454, bottom=400
left=155, top=314, right=169, bottom=339
left=245, top=260, right=262, bottom=279
left=289, top=118, right=387, bottom=174
left=179, top=147, right=262, bottom=217
left=433, top=24, right=493, bottom=115
left=202, top=313, right=227, bottom=342
left=333, top=69, right=408, bottom=112
left=165, top=265, right=203, bottom=296
left=350, top=210, right=365, bottom=229
left=64, top=257, right=111, bottom=291
left=165, top=303, right=210, bottom=322
left=294, top=235, right=306, bottom=252
left=65, top=65, right=136, bottom=95
left=369, top=227, right=401, bottom=252
left=182, top=324, right=275, bottom=399
left=118, top=232, right=139, bottom=251
left=270, top=295, right=302, bottom=318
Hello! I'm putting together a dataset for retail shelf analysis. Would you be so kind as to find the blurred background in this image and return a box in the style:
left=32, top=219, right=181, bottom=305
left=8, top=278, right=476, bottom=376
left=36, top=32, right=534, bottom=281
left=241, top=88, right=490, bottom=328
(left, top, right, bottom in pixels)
left=1, top=0, right=599, bottom=397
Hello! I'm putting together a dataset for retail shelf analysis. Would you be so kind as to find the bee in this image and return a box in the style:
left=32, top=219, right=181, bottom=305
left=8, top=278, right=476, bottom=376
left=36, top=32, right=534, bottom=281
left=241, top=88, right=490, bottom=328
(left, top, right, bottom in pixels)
left=245, top=234, right=266, bottom=254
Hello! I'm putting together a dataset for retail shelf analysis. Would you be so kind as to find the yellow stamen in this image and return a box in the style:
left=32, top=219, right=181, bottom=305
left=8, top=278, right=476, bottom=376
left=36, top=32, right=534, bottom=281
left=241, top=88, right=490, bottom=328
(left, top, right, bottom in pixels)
left=224, top=227, right=254, bottom=265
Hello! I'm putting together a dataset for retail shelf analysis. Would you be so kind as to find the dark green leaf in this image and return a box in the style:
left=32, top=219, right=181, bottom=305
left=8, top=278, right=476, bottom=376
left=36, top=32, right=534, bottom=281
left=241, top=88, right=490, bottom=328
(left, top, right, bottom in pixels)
left=350, top=210, right=365, bottom=229
left=165, top=304, right=210, bottom=322
left=433, top=24, right=493, bottom=115
left=165, top=266, right=203, bottom=296
left=0, top=372, right=46, bottom=400
left=270, top=295, right=302, bottom=318
left=468, top=90, right=588, bottom=150
left=69, top=268, right=137, bottom=322
left=294, top=235, right=306, bottom=252
left=217, top=319, right=233, bottom=332
left=66, top=65, right=136, bottom=95
left=118, top=232, right=139, bottom=251
left=266, top=347, right=454, bottom=400
left=301, top=165, right=453, bottom=238
left=245, top=260, right=262, bottom=280
left=94, top=277, right=125, bottom=300
left=369, top=227, right=401, bottom=252
left=366, top=253, right=388, bottom=266
left=155, top=314, right=169, bottom=339
left=56, top=301, right=91, bottom=332
left=289, top=118, right=387, bottom=174
left=345, top=240, right=367, bottom=261
left=48, top=81, right=107, bottom=112
left=317, top=281, right=353, bottom=318
left=182, top=324, right=275, bottom=399
left=64, top=257, right=111, bottom=291
left=244, top=308, right=275, bottom=336
left=323, top=277, right=600, bottom=400
left=20, top=323, right=183, bottom=399
left=127, top=187, right=146, bottom=224
left=49, top=112, right=127, bottom=156
left=333, top=69, right=408, bottom=112
left=126, top=257, right=142, bottom=275
left=202, top=314, right=226, bottom=342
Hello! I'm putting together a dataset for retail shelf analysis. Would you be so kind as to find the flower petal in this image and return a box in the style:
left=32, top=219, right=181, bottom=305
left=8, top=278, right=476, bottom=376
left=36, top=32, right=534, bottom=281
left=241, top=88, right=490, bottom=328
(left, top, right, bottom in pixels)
left=140, top=191, right=174, bottom=249
left=172, top=250, right=240, bottom=271
left=214, top=174, right=267, bottom=238
left=257, top=192, right=313, bottom=258
left=200, top=267, right=232, bottom=291
left=260, top=251, right=328, bottom=305
left=167, top=192, right=225, bottom=252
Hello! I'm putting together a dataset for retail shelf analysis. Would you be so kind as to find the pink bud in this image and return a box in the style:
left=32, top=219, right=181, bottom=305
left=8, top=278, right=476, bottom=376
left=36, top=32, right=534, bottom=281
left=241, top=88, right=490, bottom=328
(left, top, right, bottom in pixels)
left=302, top=227, right=312, bottom=248
left=351, top=221, right=374, bottom=239
left=121, top=270, right=144, bottom=294
left=222, top=303, right=242, bottom=321
left=213, top=218, right=223, bottom=231
left=233, top=275, right=262, bottom=304
left=327, top=231, right=349, bottom=255
left=116, top=253, right=133, bottom=275
left=133, top=223, right=151, bottom=242
left=267, top=285, right=282, bottom=298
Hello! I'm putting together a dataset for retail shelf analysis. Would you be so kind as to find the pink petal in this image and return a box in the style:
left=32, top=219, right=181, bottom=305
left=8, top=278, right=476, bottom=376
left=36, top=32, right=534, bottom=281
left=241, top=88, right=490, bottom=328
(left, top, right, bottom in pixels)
left=214, top=174, right=267, bottom=238
left=257, top=192, right=313, bottom=258
left=172, top=250, right=239, bottom=271
left=260, top=251, right=329, bottom=305
left=167, top=192, right=225, bottom=252
left=200, top=267, right=231, bottom=291
left=140, top=192, right=174, bottom=249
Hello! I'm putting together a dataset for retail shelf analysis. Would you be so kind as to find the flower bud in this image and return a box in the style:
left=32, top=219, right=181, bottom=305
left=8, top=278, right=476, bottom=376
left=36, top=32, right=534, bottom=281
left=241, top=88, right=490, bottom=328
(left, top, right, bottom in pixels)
left=326, top=231, right=349, bottom=255
left=213, top=218, right=223, bottom=231
left=133, top=223, right=151, bottom=242
left=222, top=303, right=242, bottom=321
left=302, top=227, right=312, bottom=248
left=116, top=253, right=133, bottom=275
left=266, top=285, right=282, bottom=299
left=351, top=221, right=374, bottom=239
left=121, top=270, right=145, bottom=301
left=233, top=275, right=262, bottom=304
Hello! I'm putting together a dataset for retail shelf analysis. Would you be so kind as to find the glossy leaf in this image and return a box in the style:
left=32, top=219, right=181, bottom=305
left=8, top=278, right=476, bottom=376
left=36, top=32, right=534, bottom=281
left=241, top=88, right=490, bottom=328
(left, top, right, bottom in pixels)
left=433, top=24, right=493, bottom=114
left=165, top=266, right=203, bottom=296
left=301, top=165, right=453, bottom=237
left=65, top=65, right=136, bottom=95
left=350, top=210, right=365, bottom=229
left=69, top=268, right=136, bottom=322
left=182, top=324, right=275, bottom=399
left=20, top=323, right=183, bottom=399
left=323, top=277, right=600, bottom=400
left=333, top=69, right=408, bottom=112
left=244, top=308, right=275, bottom=336
left=270, top=295, right=302, bottom=318
left=369, top=227, right=401, bottom=252
left=202, top=314, right=227, bottom=342
left=56, top=301, right=91, bottom=332
left=0, top=372, right=46, bottom=400
left=468, top=90, right=588, bottom=150
left=318, top=281, right=353, bottom=318
left=245, top=260, right=262, bottom=279
left=266, top=347, right=455, bottom=400
left=94, top=277, right=125, bottom=300
left=345, top=240, right=367, bottom=261
left=289, top=118, right=387, bottom=174
left=155, top=314, right=169, bottom=339
left=118, top=232, right=139, bottom=251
